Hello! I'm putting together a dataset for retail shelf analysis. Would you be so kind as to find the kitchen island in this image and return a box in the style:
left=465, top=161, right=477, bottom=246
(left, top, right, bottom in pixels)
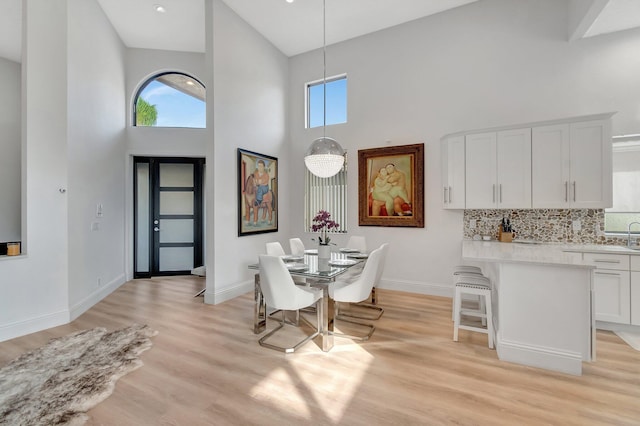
left=462, top=240, right=595, bottom=375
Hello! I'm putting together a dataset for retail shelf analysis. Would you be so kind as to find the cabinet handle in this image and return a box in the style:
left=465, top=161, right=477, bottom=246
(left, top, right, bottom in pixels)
left=499, top=184, right=503, bottom=203
left=594, top=271, right=622, bottom=276
left=443, top=186, right=448, bottom=204
left=573, top=181, right=576, bottom=202
left=492, top=184, right=496, bottom=203
left=593, top=259, right=621, bottom=264
left=448, top=186, right=452, bottom=203
left=565, top=181, right=568, bottom=202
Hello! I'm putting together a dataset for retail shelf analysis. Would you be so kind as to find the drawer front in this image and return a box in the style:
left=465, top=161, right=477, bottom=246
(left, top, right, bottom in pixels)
left=583, top=253, right=630, bottom=270
left=630, top=255, right=640, bottom=272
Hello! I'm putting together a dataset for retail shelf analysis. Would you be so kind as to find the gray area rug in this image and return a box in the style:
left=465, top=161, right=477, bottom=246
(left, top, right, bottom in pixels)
left=0, top=324, right=157, bottom=425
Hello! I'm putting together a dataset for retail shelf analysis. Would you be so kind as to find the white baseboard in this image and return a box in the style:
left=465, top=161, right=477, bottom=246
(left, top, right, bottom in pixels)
left=496, top=337, right=583, bottom=376
left=70, top=274, right=126, bottom=321
left=596, top=321, right=640, bottom=333
left=0, top=309, right=69, bottom=343
left=378, top=278, right=453, bottom=298
left=204, top=279, right=254, bottom=304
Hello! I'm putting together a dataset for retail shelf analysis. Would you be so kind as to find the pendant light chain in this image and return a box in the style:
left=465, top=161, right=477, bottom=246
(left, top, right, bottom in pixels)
left=322, top=0, right=327, bottom=138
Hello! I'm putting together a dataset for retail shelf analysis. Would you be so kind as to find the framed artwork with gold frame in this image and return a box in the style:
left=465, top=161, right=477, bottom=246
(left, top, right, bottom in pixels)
left=358, top=143, right=424, bottom=228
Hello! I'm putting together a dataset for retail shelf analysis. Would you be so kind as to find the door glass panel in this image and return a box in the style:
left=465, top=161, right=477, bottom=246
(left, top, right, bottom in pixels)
left=136, top=163, right=149, bottom=273
left=160, top=163, right=193, bottom=187
left=159, top=219, right=193, bottom=243
left=160, top=247, right=194, bottom=271
left=160, top=191, right=194, bottom=215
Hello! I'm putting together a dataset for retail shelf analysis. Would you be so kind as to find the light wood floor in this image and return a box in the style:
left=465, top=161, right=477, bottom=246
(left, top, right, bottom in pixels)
left=1, top=276, right=639, bottom=425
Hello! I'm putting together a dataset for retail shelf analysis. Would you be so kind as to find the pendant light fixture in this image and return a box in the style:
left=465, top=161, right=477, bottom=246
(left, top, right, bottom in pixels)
left=304, top=0, right=345, bottom=178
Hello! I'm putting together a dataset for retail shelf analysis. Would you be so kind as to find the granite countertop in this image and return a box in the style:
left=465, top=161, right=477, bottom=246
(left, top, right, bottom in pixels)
left=463, top=239, right=640, bottom=267
left=462, top=240, right=591, bottom=267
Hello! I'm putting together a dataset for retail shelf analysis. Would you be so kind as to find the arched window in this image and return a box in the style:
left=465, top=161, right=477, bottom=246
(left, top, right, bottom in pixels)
left=134, top=72, right=205, bottom=128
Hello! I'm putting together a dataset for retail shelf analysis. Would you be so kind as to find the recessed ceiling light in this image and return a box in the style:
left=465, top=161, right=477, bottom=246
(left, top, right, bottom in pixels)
left=154, top=4, right=166, bottom=13
left=286, top=0, right=294, bottom=3
left=186, top=81, right=195, bottom=86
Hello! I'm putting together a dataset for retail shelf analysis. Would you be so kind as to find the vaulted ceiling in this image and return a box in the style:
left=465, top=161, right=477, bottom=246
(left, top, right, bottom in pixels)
left=1, top=0, right=640, bottom=64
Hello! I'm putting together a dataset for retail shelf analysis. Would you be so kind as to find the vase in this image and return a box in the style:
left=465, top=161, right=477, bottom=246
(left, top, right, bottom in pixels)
left=318, top=244, right=331, bottom=271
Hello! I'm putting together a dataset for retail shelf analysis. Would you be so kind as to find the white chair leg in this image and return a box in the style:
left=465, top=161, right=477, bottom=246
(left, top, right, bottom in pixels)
left=485, top=292, right=494, bottom=349
left=480, top=294, right=487, bottom=326
left=453, top=286, right=462, bottom=342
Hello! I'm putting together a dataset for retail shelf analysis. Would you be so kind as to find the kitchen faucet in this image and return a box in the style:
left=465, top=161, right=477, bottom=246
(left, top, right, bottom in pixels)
left=627, top=222, right=640, bottom=247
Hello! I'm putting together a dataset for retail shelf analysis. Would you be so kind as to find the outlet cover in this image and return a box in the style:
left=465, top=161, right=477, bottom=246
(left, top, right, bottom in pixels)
left=572, top=220, right=581, bottom=231
left=469, top=219, right=476, bottom=229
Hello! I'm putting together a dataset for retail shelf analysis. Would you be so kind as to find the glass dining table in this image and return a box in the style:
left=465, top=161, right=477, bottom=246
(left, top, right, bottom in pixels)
left=248, top=249, right=365, bottom=352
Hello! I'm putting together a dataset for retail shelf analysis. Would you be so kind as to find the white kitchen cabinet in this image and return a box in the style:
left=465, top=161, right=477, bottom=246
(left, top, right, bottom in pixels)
left=532, top=119, right=612, bottom=208
left=584, top=253, right=631, bottom=324
left=631, top=272, right=640, bottom=326
left=465, top=128, right=531, bottom=209
left=441, top=136, right=465, bottom=209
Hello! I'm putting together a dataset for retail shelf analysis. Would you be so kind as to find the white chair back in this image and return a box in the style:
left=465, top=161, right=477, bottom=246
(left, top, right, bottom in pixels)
left=346, top=236, right=367, bottom=252
left=265, top=242, right=286, bottom=256
left=330, top=245, right=384, bottom=303
left=289, top=238, right=306, bottom=256
left=374, top=243, right=388, bottom=287
left=259, top=255, right=321, bottom=311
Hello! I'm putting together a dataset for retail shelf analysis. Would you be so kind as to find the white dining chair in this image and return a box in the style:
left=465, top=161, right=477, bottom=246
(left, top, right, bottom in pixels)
left=266, top=242, right=308, bottom=286
left=328, top=245, right=385, bottom=341
left=258, top=255, right=324, bottom=353
left=346, top=236, right=367, bottom=252
left=289, top=238, right=306, bottom=256
left=265, top=242, right=286, bottom=256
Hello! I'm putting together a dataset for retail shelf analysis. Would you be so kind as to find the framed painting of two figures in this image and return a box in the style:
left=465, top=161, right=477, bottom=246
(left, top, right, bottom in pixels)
left=238, top=148, right=278, bottom=236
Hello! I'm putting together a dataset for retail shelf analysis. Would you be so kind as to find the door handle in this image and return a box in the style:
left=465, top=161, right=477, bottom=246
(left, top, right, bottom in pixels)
left=448, top=186, right=452, bottom=203
left=499, top=184, right=503, bottom=203
left=492, top=184, right=496, bottom=203
left=565, top=181, right=568, bottom=202
left=154, top=227, right=160, bottom=232
left=443, top=187, right=448, bottom=204
left=573, top=181, right=576, bottom=202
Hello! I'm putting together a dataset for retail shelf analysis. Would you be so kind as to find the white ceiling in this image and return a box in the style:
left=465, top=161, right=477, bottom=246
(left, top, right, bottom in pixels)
left=2, top=0, right=640, bottom=64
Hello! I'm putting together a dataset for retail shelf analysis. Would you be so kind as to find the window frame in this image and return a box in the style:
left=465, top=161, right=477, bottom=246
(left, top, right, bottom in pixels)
left=133, top=71, right=206, bottom=129
left=305, top=73, right=347, bottom=129
left=605, top=135, right=640, bottom=235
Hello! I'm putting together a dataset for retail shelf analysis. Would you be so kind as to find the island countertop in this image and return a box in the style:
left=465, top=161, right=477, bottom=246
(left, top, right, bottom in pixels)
left=462, top=240, right=594, bottom=268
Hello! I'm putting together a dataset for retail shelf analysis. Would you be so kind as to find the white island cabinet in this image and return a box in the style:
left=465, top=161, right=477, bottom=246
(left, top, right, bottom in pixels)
left=462, top=240, right=594, bottom=376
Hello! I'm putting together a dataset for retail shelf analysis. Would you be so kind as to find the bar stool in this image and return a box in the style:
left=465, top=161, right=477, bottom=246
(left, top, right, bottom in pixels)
left=453, top=274, right=494, bottom=349
left=452, top=265, right=484, bottom=321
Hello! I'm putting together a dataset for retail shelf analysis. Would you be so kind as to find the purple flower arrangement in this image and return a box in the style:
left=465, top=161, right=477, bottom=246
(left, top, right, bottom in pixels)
left=311, top=210, right=340, bottom=245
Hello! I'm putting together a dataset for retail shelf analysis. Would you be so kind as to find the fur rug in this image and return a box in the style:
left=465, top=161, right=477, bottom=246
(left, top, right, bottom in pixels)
left=0, top=324, right=157, bottom=425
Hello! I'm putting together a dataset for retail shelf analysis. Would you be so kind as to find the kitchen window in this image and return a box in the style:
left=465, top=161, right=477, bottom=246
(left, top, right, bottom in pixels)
left=306, top=74, right=347, bottom=129
left=605, top=135, right=640, bottom=234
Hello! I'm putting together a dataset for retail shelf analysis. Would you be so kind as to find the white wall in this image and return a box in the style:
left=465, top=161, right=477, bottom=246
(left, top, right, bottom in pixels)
left=0, top=0, right=70, bottom=341
left=66, top=0, right=127, bottom=316
left=288, top=0, right=640, bottom=296
left=204, top=0, right=289, bottom=303
left=0, top=57, right=21, bottom=242
left=0, top=0, right=128, bottom=341
left=126, top=48, right=207, bottom=157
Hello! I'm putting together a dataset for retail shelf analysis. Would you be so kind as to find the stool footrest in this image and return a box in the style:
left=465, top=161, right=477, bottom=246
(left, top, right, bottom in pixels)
left=458, top=324, right=489, bottom=334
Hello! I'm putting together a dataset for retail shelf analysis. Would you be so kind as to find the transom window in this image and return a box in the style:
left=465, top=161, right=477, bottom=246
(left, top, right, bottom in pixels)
left=306, top=74, right=347, bottom=129
left=605, top=136, right=640, bottom=234
left=134, top=72, right=206, bottom=129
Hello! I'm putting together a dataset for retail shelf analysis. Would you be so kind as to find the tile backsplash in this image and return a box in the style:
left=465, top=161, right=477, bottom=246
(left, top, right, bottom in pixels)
left=463, top=209, right=627, bottom=245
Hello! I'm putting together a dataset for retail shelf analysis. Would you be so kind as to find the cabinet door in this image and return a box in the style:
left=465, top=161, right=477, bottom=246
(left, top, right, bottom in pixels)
left=532, top=124, right=570, bottom=208
left=632, top=272, right=640, bottom=326
left=465, top=132, right=497, bottom=209
left=593, top=269, right=630, bottom=324
left=569, top=120, right=612, bottom=208
left=497, top=128, right=531, bottom=208
left=442, top=136, right=465, bottom=209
